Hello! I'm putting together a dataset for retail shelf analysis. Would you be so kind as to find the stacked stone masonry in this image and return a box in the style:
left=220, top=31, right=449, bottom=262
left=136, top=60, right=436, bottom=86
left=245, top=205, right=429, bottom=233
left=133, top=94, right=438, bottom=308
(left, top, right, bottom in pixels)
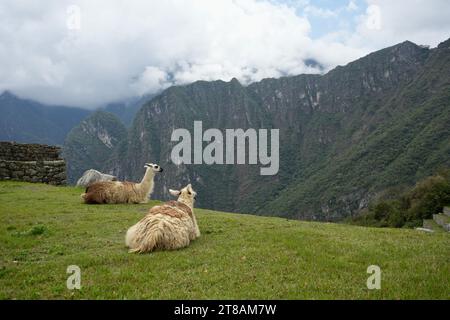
left=0, top=141, right=66, bottom=185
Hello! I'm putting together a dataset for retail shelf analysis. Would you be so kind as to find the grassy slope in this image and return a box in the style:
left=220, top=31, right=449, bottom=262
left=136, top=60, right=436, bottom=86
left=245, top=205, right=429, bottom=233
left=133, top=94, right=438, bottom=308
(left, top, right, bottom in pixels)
left=0, top=181, right=448, bottom=299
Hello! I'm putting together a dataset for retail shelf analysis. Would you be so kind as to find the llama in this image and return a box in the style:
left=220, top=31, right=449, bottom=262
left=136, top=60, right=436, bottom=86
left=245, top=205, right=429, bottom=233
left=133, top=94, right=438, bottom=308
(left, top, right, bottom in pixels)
left=76, top=169, right=117, bottom=187
left=125, top=184, right=200, bottom=253
left=81, top=163, right=163, bottom=204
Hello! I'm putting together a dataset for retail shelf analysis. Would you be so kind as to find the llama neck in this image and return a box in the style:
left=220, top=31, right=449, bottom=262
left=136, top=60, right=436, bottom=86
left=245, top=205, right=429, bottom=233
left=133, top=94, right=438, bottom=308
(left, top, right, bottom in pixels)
left=178, top=196, right=194, bottom=211
left=178, top=196, right=199, bottom=237
left=139, top=168, right=155, bottom=192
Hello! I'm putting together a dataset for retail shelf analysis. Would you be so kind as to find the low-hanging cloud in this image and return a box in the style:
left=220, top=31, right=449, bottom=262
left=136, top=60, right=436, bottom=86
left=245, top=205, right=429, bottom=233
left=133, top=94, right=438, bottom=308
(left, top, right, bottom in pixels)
left=0, top=0, right=449, bottom=108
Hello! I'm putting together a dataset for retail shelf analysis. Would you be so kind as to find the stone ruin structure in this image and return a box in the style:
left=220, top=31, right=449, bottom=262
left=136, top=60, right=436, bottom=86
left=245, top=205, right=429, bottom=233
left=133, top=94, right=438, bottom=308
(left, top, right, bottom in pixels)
left=0, top=141, right=66, bottom=185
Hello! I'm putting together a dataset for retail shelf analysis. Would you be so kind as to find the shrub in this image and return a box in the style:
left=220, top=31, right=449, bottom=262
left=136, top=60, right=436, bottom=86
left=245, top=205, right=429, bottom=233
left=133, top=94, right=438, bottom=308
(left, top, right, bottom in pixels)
left=352, top=168, right=450, bottom=228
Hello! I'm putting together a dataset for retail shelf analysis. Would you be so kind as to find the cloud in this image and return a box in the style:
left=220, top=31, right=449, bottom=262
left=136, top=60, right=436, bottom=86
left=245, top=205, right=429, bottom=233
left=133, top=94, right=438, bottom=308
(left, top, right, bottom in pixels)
left=303, top=5, right=337, bottom=18
left=0, top=0, right=362, bottom=107
left=131, top=66, right=170, bottom=96
left=0, top=0, right=449, bottom=108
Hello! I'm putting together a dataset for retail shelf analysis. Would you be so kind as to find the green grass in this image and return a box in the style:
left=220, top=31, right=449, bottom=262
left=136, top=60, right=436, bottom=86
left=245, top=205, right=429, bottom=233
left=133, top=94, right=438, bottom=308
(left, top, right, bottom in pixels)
left=0, top=181, right=449, bottom=299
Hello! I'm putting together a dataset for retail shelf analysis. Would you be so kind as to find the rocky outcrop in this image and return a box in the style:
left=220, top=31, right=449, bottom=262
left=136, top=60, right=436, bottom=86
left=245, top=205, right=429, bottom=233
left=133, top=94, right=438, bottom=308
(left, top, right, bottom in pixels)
left=0, top=141, right=66, bottom=185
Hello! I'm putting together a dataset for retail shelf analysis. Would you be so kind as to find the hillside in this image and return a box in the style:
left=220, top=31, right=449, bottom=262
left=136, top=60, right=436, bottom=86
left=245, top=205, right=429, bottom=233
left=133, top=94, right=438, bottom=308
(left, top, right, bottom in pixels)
left=0, top=91, right=90, bottom=145
left=103, top=39, right=450, bottom=221
left=63, top=111, right=127, bottom=184
left=0, top=181, right=448, bottom=299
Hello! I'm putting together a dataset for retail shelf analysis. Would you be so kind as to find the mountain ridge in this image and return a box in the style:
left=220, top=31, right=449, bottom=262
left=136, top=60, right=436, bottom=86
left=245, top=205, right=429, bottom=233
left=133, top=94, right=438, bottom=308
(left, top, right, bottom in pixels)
left=0, top=91, right=90, bottom=145
left=94, top=38, right=450, bottom=221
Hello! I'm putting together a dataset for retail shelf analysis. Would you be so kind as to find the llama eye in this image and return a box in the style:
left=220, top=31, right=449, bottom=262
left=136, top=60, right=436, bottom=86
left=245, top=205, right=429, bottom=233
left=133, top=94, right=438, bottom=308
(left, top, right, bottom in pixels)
left=155, top=165, right=159, bottom=169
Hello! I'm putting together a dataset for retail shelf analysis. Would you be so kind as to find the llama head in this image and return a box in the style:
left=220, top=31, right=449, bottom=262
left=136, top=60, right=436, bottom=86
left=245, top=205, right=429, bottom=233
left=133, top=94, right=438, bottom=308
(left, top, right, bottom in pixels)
left=169, top=184, right=197, bottom=204
left=144, top=163, right=163, bottom=173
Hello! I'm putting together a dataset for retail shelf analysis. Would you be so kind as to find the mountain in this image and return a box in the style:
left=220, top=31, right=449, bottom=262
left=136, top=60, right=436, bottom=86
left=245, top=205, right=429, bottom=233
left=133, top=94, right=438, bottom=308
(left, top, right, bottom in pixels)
left=102, top=94, right=155, bottom=127
left=261, top=40, right=450, bottom=220
left=63, top=111, right=127, bottom=183
left=99, top=39, right=450, bottom=221
left=0, top=91, right=90, bottom=145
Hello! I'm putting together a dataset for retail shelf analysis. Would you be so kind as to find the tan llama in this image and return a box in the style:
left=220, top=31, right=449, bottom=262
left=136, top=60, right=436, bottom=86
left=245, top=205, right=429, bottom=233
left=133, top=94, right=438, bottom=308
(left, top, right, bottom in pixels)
left=81, top=163, right=163, bottom=204
left=125, top=184, right=200, bottom=253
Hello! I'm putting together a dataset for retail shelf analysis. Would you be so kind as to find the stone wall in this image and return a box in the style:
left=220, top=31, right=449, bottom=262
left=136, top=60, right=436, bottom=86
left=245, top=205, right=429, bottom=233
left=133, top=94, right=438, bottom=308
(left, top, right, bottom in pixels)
left=0, top=141, right=66, bottom=185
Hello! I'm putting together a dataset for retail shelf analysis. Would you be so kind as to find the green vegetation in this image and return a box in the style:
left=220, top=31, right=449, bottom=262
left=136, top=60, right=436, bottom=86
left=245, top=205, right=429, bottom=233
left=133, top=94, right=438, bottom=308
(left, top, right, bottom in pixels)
left=351, top=169, right=450, bottom=228
left=0, top=181, right=448, bottom=299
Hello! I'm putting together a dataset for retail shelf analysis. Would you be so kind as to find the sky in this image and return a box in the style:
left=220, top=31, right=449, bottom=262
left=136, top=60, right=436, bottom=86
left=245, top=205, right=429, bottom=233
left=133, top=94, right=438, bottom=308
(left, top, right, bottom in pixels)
left=0, top=0, right=449, bottom=108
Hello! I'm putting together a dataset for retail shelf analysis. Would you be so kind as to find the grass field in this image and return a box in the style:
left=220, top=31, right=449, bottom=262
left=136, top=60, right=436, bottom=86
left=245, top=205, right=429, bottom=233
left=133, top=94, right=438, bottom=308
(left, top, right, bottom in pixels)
left=0, top=181, right=448, bottom=299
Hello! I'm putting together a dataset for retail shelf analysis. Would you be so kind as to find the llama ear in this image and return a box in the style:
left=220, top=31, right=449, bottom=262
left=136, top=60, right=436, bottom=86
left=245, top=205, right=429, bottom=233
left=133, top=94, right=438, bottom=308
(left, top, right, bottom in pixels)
left=169, top=189, right=181, bottom=197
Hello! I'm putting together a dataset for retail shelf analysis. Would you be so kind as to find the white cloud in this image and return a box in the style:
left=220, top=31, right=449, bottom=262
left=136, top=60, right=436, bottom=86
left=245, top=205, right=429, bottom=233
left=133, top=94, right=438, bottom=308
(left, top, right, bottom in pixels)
left=0, top=0, right=364, bottom=107
left=131, top=66, right=170, bottom=96
left=303, top=5, right=337, bottom=18
left=0, top=0, right=449, bottom=108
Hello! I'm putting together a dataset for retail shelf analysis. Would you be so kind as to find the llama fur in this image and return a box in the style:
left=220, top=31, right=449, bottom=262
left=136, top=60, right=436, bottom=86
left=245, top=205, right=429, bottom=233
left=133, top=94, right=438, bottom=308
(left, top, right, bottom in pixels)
left=81, top=163, right=163, bottom=204
left=76, top=169, right=117, bottom=187
left=125, top=184, right=200, bottom=253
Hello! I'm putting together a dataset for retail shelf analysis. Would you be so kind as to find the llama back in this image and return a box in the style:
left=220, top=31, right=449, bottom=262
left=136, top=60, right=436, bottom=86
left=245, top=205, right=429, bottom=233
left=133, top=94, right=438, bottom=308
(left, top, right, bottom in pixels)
left=148, top=201, right=193, bottom=218
left=81, top=181, right=142, bottom=204
left=81, top=181, right=114, bottom=203
left=126, top=201, right=196, bottom=253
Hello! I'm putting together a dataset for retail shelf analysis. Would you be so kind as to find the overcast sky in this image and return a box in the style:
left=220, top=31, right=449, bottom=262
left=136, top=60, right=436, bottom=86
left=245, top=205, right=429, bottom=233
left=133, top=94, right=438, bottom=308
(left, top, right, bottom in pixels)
left=1, top=0, right=449, bottom=108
